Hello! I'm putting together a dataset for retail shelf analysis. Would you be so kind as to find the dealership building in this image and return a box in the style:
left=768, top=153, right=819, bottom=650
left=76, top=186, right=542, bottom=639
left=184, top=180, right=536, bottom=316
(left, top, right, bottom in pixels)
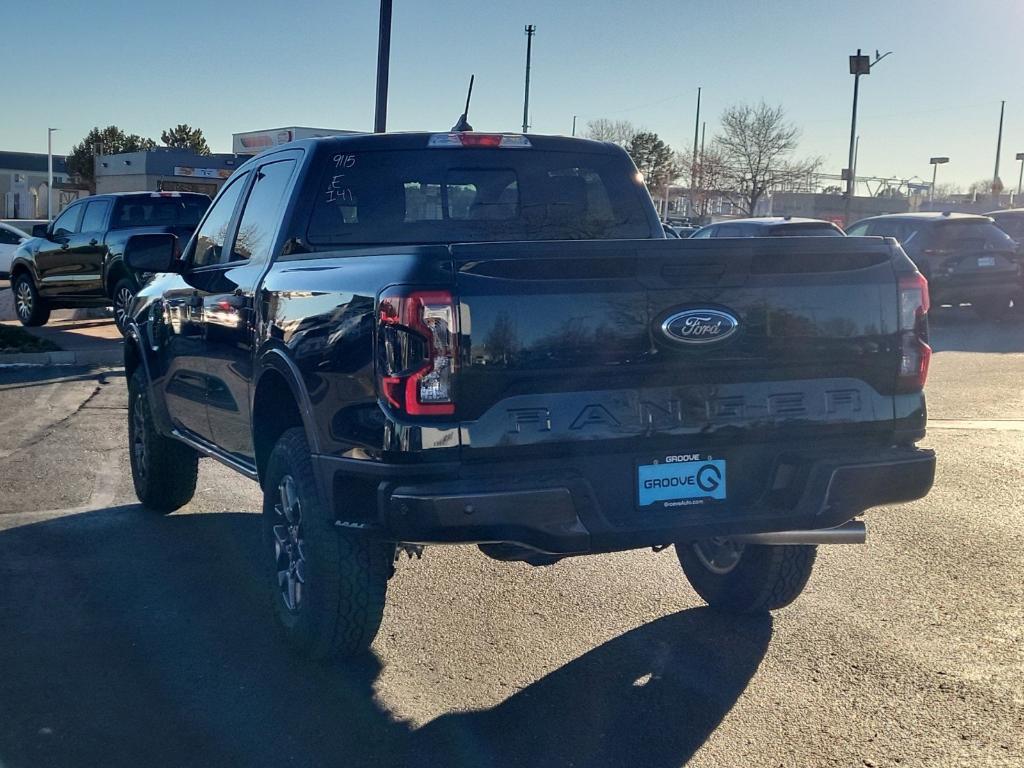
left=94, top=127, right=361, bottom=196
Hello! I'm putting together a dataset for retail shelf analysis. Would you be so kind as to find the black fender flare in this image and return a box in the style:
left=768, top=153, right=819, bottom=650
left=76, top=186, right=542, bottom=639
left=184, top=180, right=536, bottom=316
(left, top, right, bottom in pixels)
left=252, top=347, right=323, bottom=455
left=9, top=255, right=40, bottom=286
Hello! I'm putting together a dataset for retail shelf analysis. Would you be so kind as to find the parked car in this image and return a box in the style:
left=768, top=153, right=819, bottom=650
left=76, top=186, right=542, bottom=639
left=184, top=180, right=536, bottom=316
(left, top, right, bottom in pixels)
left=691, top=217, right=845, bottom=238
left=846, top=212, right=1021, bottom=319
left=986, top=208, right=1024, bottom=244
left=0, top=222, right=30, bottom=279
left=8, top=191, right=211, bottom=332
left=121, top=132, right=934, bottom=660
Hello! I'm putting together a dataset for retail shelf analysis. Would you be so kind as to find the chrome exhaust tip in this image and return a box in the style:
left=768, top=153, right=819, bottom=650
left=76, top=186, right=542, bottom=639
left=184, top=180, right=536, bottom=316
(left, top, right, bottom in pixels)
left=731, top=520, right=866, bottom=546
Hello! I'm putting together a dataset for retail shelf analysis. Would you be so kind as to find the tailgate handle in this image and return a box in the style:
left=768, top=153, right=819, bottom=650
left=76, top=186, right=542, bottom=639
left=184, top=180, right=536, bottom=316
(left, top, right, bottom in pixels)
left=661, top=264, right=726, bottom=284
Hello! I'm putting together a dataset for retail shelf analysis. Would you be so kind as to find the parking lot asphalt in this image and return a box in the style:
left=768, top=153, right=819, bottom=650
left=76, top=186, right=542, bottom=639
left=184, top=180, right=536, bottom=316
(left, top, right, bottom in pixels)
left=0, top=307, right=1021, bottom=768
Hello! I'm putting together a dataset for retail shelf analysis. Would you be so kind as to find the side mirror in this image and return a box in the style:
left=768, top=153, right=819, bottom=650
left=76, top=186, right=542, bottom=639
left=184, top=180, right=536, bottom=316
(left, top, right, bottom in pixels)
left=124, top=233, right=180, bottom=273
left=32, top=223, right=49, bottom=239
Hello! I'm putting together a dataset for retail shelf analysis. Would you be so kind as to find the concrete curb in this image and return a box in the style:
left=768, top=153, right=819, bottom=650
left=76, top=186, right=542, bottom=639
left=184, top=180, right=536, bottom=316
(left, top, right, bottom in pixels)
left=0, top=348, right=123, bottom=366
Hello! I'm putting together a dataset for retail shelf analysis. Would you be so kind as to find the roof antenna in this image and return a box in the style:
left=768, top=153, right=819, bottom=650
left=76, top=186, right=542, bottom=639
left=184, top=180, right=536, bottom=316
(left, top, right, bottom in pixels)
left=451, top=74, right=474, bottom=132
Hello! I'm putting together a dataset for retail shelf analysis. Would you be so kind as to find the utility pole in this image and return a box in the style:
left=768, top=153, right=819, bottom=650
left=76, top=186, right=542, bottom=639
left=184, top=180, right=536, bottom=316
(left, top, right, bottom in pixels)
left=690, top=87, right=701, bottom=219
left=698, top=121, right=706, bottom=219
left=571, top=115, right=577, bottom=137
left=47, top=128, right=57, bottom=221
left=1016, top=152, right=1024, bottom=198
left=522, top=25, right=536, bottom=134
left=844, top=49, right=892, bottom=225
left=992, top=100, right=1005, bottom=207
left=373, top=0, right=393, bottom=133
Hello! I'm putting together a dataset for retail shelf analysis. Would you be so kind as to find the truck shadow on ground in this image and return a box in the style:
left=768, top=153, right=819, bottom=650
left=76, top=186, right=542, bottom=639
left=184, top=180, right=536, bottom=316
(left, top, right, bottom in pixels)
left=0, top=507, right=771, bottom=768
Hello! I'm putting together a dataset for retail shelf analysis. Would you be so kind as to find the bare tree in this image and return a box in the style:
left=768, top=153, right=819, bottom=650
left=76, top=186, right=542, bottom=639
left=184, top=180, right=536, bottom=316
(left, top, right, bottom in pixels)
left=932, top=182, right=962, bottom=200
left=681, top=145, right=730, bottom=218
left=714, top=102, right=821, bottom=216
left=584, top=119, right=638, bottom=147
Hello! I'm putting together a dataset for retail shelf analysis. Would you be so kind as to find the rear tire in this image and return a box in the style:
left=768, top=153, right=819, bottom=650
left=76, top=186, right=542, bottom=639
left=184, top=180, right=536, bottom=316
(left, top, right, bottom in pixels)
left=676, top=539, right=817, bottom=613
left=112, top=277, right=137, bottom=335
left=12, top=273, right=50, bottom=327
left=128, top=369, right=198, bottom=513
left=262, top=427, right=393, bottom=660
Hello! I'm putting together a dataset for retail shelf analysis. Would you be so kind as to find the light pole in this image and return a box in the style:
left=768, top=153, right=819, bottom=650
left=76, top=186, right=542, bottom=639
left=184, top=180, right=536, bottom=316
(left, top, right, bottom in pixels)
left=929, top=156, right=949, bottom=206
left=844, top=49, right=892, bottom=225
left=1016, top=152, right=1024, bottom=200
left=373, top=0, right=392, bottom=133
left=47, top=128, right=58, bottom=221
left=571, top=115, right=577, bottom=137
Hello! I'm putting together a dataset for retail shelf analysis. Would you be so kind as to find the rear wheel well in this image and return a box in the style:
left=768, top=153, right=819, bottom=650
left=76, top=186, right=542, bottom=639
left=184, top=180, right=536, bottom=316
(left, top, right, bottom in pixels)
left=252, top=370, right=305, bottom=486
left=105, top=261, right=132, bottom=298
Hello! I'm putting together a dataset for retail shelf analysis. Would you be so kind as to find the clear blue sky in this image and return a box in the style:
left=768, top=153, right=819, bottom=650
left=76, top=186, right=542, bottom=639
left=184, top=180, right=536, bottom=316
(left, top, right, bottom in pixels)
left=6, top=0, right=1023, bottom=189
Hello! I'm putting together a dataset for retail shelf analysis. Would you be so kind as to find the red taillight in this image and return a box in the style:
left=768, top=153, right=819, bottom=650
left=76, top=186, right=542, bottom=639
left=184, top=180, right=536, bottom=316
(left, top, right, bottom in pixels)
left=897, top=272, right=931, bottom=392
left=377, top=289, right=458, bottom=416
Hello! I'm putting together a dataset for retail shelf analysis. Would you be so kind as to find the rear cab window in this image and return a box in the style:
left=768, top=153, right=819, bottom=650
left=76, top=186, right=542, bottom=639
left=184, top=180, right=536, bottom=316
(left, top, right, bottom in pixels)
left=306, top=148, right=653, bottom=245
left=112, top=195, right=211, bottom=230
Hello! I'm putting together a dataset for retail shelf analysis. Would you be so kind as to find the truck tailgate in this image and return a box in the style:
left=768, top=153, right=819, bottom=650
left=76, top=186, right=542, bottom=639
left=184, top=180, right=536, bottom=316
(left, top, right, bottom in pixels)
left=453, top=237, right=902, bottom=457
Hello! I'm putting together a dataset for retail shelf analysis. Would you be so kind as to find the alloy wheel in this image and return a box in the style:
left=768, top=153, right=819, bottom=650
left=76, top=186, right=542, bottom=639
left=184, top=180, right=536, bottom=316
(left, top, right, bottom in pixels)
left=114, top=286, right=134, bottom=330
left=15, top=280, right=33, bottom=321
left=273, top=475, right=306, bottom=613
left=692, top=537, right=745, bottom=575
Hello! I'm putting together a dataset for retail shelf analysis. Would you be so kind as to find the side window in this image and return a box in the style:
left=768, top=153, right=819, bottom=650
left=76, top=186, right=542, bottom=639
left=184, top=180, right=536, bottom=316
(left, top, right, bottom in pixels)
left=845, top=222, right=869, bottom=236
left=51, top=204, right=83, bottom=237
left=80, top=200, right=111, bottom=233
left=691, top=226, right=713, bottom=239
left=0, top=228, right=21, bottom=245
left=229, top=160, right=297, bottom=264
left=190, top=172, right=249, bottom=268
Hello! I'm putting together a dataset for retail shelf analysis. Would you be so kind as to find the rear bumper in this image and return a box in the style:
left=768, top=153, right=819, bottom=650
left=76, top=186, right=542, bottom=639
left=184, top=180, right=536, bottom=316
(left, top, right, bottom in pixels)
left=317, top=445, right=935, bottom=555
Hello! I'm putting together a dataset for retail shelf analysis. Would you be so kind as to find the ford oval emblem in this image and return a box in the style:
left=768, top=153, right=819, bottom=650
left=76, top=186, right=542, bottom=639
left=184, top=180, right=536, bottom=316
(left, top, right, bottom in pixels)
left=661, top=308, right=740, bottom=345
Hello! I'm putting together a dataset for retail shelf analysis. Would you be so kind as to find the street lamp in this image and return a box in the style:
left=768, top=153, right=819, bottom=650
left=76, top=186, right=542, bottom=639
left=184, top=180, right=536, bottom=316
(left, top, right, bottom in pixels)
left=929, top=156, right=949, bottom=206
left=844, top=49, right=892, bottom=225
left=47, top=128, right=58, bottom=221
left=1016, top=152, right=1024, bottom=200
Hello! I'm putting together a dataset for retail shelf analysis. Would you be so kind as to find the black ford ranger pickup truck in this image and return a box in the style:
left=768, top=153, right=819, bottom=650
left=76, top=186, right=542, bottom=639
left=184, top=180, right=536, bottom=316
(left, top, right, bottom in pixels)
left=122, top=132, right=935, bottom=660
left=10, top=191, right=210, bottom=333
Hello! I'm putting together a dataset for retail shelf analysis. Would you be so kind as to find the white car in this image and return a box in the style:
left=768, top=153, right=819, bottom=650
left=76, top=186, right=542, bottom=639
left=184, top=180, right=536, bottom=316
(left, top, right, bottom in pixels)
left=0, top=222, right=30, bottom=280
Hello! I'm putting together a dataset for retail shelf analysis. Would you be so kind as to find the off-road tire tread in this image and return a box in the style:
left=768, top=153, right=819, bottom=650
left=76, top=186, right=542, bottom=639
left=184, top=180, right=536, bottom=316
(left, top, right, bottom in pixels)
left=128, top=369, right=198, bottom=513
left=677, top=542, right=817, bottom=613
left=265, top=428, right=391, bottom=660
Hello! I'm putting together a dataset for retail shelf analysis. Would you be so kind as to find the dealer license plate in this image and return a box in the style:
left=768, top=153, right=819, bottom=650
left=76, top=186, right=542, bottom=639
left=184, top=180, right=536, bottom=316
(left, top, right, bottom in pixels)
left=637, top=458, right=727, bottom=509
